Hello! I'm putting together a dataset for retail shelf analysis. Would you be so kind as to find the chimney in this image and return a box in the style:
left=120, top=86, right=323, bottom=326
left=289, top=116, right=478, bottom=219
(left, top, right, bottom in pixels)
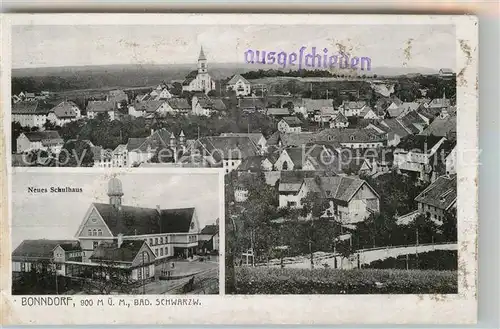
left=150, top=128, right=154, bottom=136
left=117, top=233, right=123, bottom=248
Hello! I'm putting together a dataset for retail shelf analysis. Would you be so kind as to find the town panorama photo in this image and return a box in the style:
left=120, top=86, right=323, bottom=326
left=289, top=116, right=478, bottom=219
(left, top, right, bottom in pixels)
left=10, top=24, right=457, bottom=295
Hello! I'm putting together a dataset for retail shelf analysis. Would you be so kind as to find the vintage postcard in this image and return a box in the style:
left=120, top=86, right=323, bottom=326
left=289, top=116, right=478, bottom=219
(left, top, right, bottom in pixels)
left=1, top=14, right=477, bottom=325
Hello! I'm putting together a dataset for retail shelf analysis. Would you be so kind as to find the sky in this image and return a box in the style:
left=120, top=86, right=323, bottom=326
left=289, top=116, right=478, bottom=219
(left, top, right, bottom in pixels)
left=12, top=24, right=455, bottom=69
left=11, top=171, right=220, bottom=249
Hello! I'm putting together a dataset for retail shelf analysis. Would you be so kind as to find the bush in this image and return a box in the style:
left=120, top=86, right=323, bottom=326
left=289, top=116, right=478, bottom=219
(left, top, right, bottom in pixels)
left=232, top=267, right=457, bottom=294
left=363, top=250, right=457, bottom=271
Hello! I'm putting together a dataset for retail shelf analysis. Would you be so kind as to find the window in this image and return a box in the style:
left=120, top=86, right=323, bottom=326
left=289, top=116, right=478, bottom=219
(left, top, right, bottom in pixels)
left=93, top=229, right=97, bottom=236
left=98, top=229, right=102, bottom=236
left=88, top=229, right=92, bottom=236
left=165, top=247, right=168, bottom=255
left=138, top=268, right=142, bottom=280
left=282, top=161, right=289, bottom=170
left=160, top=237, right=163, bottom=244
left=190, top=222, right=195, bottom=229
left=55, top=263, right=62, bottom=270
left=155, top=249, right=158, bottom=256
left=350, top=135, right=355, bottom=141
left=149, top=238, right=153, bottom=245
left=160, top=248, right=164, bottom=256
left=21, top=262, right=26, bottom=271
left=155, top=237, right=158, bottom=245
left=145, top=266, right=150, bottom=277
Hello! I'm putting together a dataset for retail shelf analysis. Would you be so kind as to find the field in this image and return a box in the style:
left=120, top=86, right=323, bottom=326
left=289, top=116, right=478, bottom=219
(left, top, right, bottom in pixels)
left=230, top=267, right=457, bottom=294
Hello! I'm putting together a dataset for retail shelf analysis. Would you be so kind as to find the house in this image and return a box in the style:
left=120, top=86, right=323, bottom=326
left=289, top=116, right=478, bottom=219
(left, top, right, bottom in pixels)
left=11, top=101, right=50, bottom=128
left=12, top=240, right=82, bottom=276
left=219, top=133, right=267, bottom=153
left=280, top=174, right=380, bottom=224
left=25, top=92, right=36, bottom=101
left=128, top=100, right=169, bottom=118
left=398, top=110, right=427, bottom=134
left=12, top=94, right=22, bottom=104
left=415, top=174, right=457, bottom=223
left=267, top=132, right=318, bottom=148
left=74, top=176, right=201, bottom=263
left=16, top=131, right=64, bottom=154
left=365, top=119, right=409, bottom=147
left=439, top=68, right=455, bottom=79
left=358, top=150, right=394, bottom=176
left=86, top=101, right=116, bottom=120
left=236, top=155, right=274, bottom=172
left=314, top=107, right=338, bottom=123
left=278, top=116, right=302, bottom=133
left=90, top=240, right=156, bottom=281
left=107, top=90, right=129, bottom=108
left=111, top=144, right=128, bottom=167
left=125, top=128, right=185, bottom=167
left=416, top=106, right=441, bottom=124
left=278, top=170, right=328, bottom=209
left=192, top=94, right=227, bottom=116
left=274, top=144, right=343, bottom=173
left=238, top=97, right=266, bottom=113
left=329, top=113, right=349, bottom=128
left=359, top=106, right=380, bottom=120
left=316, top=128, right=386, bottom=149
left=421, top=113, right=457, bottom=141
left=386, top=102, right=423, bottom=119
left=165, top=98, right=191, bottom=115
left=339, top=101, right=367, bottom=117
left=182, top=47, right=216, bottom=93
left=266, top=107, right=290, bottom=119
left=300, top=99, right=334, bottom=119
left=92, top=146, right=113, bottom=168
left=393, top=135, right=449, bottom=181
left=149, top=83, right=173, bottom=100
left=428, top=92, right=451, bottom=110
left=193, top=136, right=260, bottom=173
left=47, top=101, right=82, bottom=126
left=198, top=221, right=219, bottom=252
left=226, top=74, right=252, bottom=96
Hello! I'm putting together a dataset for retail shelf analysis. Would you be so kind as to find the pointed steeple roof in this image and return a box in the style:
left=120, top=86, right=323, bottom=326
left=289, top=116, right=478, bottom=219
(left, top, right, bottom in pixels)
left=198, top=46, right=206, bottom=61
left=180, top=130, right=185, bottom=137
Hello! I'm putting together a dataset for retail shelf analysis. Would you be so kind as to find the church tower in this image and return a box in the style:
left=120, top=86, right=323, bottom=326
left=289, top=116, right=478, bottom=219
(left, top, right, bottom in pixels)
left=108, top=176, right=124, bottom=208
left=198, top=46, right=207, bottom=74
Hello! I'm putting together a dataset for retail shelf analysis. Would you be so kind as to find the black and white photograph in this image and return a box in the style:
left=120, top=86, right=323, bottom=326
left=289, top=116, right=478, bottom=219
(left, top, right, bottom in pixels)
left=11, top=170, right=221, bottom=295
left=220, top=24, right=460, bottom=295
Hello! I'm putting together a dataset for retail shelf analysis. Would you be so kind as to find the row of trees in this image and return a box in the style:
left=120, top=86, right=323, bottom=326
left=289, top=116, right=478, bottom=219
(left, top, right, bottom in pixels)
left=241, top=69, right=379, bottom=80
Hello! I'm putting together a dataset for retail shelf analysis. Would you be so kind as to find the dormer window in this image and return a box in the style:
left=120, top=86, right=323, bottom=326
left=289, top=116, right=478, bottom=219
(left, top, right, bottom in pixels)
left=350, top=135, right=355, bottom=141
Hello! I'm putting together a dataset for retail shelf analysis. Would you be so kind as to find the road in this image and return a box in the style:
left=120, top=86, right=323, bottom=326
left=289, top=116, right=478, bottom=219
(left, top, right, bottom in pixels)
left=259, top=243, right=457, bottom=269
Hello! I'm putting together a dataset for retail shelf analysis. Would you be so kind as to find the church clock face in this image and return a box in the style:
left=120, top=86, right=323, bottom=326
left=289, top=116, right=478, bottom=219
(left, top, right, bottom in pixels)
left=91, top=217, right=97, bottom=223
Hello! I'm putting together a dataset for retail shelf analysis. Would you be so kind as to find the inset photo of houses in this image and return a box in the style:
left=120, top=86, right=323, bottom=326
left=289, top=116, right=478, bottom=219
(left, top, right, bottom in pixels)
left=11, top=170, right=221, bottom=295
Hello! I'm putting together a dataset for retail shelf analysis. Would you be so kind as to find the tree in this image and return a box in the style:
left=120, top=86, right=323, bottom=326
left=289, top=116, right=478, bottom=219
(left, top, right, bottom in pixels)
left=171, top=82, right=183, bottom=96
left=58, top=140, right=95, bottom=167
left=82, top=261, right=137, bottom=295
left=441, top=210, right=457, bottom=242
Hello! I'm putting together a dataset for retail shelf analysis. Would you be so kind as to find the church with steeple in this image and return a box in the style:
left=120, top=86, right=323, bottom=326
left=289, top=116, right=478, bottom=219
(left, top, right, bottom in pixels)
left=182, top=46, right=216, bottom=94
